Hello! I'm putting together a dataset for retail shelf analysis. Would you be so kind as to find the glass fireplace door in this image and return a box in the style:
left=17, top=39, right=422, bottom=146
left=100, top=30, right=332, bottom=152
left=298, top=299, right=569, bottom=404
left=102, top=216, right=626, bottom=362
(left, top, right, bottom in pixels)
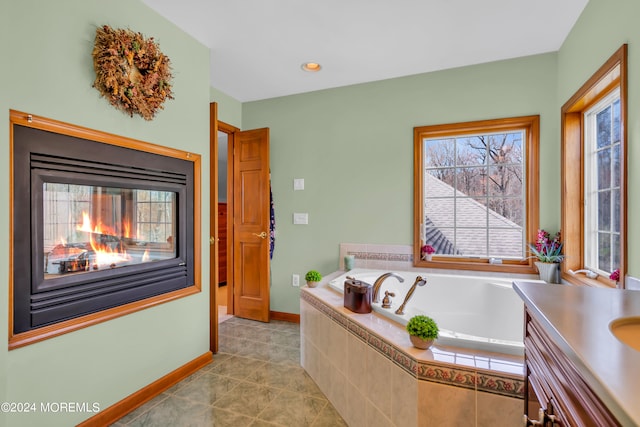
left=43, top=183, right=176, bottom=278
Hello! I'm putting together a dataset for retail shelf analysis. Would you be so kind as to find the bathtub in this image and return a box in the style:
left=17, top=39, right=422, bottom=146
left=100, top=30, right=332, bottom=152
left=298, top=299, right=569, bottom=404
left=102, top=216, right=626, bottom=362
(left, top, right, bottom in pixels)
left=329, top=268, right=539, bottom=355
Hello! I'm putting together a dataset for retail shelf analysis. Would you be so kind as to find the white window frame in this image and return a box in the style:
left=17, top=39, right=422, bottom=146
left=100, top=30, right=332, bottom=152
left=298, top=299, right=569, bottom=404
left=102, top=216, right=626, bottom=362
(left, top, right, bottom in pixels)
left=583, top=88, right=621, bottom=275
left=422, top=130, right=527, bottom=260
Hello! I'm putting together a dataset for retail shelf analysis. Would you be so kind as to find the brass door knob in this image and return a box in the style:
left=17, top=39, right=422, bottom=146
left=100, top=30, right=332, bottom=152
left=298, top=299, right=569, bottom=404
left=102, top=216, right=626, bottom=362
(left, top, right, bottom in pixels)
left=252, top=231, right=268, bottom=239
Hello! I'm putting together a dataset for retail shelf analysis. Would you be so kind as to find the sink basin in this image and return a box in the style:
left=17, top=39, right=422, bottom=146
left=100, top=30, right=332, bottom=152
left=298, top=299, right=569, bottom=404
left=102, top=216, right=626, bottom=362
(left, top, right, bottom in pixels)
left=610, top=317, right=640, bottom=352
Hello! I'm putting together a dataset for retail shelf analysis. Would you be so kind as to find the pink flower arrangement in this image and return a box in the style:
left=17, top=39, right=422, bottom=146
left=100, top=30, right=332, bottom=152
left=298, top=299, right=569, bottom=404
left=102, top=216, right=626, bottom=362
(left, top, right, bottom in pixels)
left=610, top=269, right=620, bottom=282
left=421, top=244, right=435, bottom=255
left=529, top=229, right=564, bottom=263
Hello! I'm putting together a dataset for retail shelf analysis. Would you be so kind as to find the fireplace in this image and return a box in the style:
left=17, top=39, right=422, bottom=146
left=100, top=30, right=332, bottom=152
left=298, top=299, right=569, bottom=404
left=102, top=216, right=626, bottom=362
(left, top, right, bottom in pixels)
left=10, top=112, right=199, bottom=345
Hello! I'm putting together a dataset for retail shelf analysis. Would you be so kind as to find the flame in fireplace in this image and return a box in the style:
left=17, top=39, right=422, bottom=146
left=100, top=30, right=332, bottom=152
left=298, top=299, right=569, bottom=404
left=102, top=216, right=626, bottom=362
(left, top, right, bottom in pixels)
left=77, top=211, right=131, bottom=269
left=78, top=212, right=118, bottom=236
left=88, top=234, right=131, bottom=268
left=123, top=219, right=132, bottom=239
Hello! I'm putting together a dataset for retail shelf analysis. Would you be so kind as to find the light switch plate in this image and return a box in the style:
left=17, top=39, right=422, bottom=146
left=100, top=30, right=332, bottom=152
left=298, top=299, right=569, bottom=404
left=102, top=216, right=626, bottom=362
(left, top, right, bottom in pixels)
left=293, top=178, right=304, bottom=191
left=293, top=212, right=308, bottom=224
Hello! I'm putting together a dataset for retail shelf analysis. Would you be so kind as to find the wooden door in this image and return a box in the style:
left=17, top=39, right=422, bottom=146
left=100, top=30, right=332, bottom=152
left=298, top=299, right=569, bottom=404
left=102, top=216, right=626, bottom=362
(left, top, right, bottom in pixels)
left=232, top=128, right=270, bottom=322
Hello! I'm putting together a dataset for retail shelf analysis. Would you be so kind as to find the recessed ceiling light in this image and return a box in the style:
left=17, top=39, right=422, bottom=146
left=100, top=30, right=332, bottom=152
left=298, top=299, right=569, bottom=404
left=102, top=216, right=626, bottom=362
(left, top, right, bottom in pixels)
left=301, top=62, right=322, bottom=72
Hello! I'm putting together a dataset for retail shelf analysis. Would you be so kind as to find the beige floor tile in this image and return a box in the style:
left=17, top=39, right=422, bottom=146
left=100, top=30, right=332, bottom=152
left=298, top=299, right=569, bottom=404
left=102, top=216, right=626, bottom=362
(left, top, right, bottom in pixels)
left=258, top=390, right=326, bottom=426
left=171, top=372, right=240, bottom=405
left=212, top=381, right=280, bottom=417
left=126, top=396, right=210, bottom=427
left=114, top=318, right=344, bottom=426
left=313, top=402, right=349, bottom=427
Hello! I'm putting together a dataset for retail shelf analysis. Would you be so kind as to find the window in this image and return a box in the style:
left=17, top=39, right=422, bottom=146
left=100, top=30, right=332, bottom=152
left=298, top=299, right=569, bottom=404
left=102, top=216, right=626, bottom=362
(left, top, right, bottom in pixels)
left=561, top=45, right=627, bottom=288
left=43, top=183, right=91, bottom=253
left=414, top=116, right=540, bottom=272
left=584, top=90, right=621, bottom=274
left=135, top=190, right=176, bottom=244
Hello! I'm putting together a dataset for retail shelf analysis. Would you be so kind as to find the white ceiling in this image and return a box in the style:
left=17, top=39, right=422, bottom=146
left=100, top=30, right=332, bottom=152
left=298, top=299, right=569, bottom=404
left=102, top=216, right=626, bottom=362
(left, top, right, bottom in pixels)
left=142, top=0, right=589, bottom=102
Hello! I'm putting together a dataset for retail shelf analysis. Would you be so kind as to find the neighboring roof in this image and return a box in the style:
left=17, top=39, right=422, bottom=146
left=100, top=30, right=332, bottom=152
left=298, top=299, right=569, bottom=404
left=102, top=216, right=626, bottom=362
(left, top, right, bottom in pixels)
left=423, top=173, right=523, bottom=258
left=423, top=216, right=460, bottom=255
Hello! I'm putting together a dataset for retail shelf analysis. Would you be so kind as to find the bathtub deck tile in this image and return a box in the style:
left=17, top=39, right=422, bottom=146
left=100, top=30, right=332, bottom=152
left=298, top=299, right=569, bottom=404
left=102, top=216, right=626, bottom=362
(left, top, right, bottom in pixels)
left=418, top=380, right=476, bottom=426
left=346, top=332, right=368, bottom=394
left=476, top=388, right=523, bottom=427
left=390, top=363, right=418, bottom=427
left=366, top=349, right=393, bottom=418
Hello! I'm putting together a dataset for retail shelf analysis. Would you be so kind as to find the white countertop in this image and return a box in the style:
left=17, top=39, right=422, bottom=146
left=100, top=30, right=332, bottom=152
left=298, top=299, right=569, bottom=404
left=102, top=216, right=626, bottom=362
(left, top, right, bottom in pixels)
left=513, top=281, right=640, bottom=427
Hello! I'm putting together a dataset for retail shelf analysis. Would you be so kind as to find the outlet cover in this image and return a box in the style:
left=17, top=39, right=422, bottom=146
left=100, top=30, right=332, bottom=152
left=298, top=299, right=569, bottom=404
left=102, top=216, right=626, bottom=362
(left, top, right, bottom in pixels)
left=293, top=178, right=304, bottom=190
left=292, top=274, right=300, bottom=287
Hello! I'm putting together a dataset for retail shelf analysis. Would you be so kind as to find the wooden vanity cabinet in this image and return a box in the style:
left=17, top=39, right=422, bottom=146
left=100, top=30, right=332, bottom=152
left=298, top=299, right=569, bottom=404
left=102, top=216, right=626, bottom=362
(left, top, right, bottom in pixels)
left=523, top=307, right=620, bottom=427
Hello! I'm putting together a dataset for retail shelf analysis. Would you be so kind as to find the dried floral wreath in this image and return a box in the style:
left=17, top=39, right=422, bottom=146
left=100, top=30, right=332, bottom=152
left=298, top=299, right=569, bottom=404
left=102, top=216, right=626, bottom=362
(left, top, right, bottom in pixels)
left=92, top=25, right=174, bottom=121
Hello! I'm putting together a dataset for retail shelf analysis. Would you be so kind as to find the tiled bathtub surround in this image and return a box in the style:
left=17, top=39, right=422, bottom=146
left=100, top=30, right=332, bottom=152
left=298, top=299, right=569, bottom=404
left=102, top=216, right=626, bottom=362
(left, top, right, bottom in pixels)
left=301, top=277, right=524, bottom=427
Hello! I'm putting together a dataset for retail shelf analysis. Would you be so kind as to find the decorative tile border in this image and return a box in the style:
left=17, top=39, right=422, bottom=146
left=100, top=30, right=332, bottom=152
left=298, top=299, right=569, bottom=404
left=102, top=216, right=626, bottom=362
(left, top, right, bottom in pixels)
left=339, top=243, right=414, bottom=270
left=345, top=250, right=413, bottom=263
left=301, top=290, right=525, bottom=399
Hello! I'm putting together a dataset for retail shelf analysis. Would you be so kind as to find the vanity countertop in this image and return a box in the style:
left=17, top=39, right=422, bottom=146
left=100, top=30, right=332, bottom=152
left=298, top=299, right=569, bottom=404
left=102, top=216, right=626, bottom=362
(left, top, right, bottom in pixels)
left=513, top=281, right=640, bottom=427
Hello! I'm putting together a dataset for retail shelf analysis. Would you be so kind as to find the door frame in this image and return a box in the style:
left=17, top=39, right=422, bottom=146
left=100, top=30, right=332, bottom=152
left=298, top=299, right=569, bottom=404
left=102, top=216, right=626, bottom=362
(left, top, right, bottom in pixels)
left=219, top=122, right=238, bottom=314
left=209, top=102, right=240, bottom=353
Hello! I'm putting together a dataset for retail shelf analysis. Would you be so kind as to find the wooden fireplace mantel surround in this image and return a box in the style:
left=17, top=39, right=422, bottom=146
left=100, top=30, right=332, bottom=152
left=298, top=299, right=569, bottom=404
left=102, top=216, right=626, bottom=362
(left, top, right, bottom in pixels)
left=8, top=110, right=202, bottom=349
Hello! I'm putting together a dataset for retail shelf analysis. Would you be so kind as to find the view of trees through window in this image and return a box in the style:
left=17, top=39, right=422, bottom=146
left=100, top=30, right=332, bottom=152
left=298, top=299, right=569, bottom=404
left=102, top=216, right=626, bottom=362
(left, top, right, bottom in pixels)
left=423, top=131, right=525, bottom=258
left=585, top=92, right=621, bottom=274
left=135, top=190, right=176, bottom=244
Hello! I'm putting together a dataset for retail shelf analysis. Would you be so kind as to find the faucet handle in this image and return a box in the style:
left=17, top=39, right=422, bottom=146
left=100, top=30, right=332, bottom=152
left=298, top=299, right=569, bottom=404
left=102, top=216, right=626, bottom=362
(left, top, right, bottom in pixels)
left=381, top=290, right=395, bottom=309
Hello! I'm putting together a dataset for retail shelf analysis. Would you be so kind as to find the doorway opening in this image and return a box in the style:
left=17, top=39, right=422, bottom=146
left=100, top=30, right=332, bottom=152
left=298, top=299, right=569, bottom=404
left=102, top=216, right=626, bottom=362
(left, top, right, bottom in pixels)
left=217, top=126, right=234, bottom=324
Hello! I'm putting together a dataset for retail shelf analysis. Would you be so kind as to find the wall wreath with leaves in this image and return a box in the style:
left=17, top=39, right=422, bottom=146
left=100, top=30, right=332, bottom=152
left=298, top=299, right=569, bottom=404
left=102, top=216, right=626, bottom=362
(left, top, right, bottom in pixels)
left=92, top=25, right=174, bottom=121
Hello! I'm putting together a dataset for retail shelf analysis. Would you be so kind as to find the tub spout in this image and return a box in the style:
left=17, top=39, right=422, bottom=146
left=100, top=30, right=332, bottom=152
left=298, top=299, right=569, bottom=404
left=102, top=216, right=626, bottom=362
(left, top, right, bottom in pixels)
left=395, top=276, right=427, bottom=315
left=372, top=272, right=404, bottom=303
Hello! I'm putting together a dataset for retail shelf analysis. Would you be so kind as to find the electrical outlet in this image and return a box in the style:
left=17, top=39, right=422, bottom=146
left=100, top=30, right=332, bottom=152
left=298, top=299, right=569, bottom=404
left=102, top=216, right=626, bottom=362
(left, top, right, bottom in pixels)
left=292, top=274, right=300, bottom=287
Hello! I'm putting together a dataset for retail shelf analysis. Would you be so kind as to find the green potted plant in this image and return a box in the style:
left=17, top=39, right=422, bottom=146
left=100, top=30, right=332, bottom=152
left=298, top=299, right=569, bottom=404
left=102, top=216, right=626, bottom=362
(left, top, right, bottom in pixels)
left=529, top=229, right=564, bottom=284
left=305, top=270, right=322, bottom=288
left=406, top=315, right=439, bottom=349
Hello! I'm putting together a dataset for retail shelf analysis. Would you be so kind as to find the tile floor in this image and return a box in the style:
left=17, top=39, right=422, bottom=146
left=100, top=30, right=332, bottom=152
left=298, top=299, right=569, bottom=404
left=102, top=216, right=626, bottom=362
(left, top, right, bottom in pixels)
left=111, top=317, right=346, bottom=427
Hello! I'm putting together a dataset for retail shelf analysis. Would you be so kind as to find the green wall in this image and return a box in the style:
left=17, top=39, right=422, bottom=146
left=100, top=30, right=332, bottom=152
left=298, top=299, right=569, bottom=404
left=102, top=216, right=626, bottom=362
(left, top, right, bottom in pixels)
left=558, top=0, right=640, bottom=279
left=243, top=53, right=560, bottom=314
left=1, top=1, right=211, bottom=425
left=210, top=87, right=242, bottom=128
